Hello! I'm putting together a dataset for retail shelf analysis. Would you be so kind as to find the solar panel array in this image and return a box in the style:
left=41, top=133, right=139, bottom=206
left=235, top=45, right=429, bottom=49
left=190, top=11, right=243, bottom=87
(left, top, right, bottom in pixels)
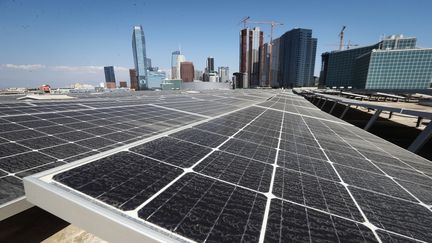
left=23, top=90, right=432, bottom=242
left=0, top=90, right=274, bottom=212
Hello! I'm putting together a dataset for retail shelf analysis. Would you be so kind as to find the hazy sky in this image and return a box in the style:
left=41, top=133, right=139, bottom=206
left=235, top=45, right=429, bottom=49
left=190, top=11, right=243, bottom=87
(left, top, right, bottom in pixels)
left=1, top=0, right=431, bottom=88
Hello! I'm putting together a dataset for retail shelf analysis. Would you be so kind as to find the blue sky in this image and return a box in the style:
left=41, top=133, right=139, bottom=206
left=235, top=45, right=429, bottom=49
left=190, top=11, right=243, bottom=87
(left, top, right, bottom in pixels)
left=1, top=0, right=431, bottom=88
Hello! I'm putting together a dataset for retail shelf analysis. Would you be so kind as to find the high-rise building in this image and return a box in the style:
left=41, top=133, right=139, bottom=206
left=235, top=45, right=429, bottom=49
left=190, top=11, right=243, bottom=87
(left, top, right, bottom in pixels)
left=207, top=57, right=214, bottom=73
left=146, top=58, right=152, bottom=69
left=270, top=38, right=281, bottom=87
left=129, top=69, right=138, bottom=90
left=319, top=43, right=379, bottom=88
left=104, top=66, right=116, bottom=89
left=171, top=51, right=185, bottom=79
left=218, top=67, right=230, bottom=83
left=132, top=25, right=148, bottom=90
left=180, top=62, right=194, bottom=82
left=194, top=70, right=203, bottom=81
left=239, top=27, right=264, bottom=87
left=278, top=28, right=317, bottom=87
left=321, top=35, right=432, bottom=89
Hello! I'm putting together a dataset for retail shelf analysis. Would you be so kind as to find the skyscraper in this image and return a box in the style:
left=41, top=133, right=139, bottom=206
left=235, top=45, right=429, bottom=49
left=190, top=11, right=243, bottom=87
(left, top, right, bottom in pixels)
left=207, top=57, right=214, bottom=73
left=129, top=69, right=138, bottom=90
left=132, top=25, right=148, bottom=90
left=218, top=67, right=230, bottom=83
left=171, top=50, right=185, bottom=79
left=239, top=27, right=264, bottom=87
left=180, top=61, right=194, bottom=82
left=104, top=66, right=116, bottom=89
left=278, top=28, right=317, bottom=87
left=194, top=70, right=203, bottom=81
left=146, top=58, right=152, bottom=69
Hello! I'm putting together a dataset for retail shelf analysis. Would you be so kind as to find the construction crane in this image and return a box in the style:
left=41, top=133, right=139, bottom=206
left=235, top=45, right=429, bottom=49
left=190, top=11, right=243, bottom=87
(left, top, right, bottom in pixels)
left=339, top=26, right=346, bottom=50
left=238, top=16, right=250, bottom=29
left=346, top=40, right=359, bottom=49
left=325, top=40, right=359, bottom=50
left=243, top=19, right=283, bottom=86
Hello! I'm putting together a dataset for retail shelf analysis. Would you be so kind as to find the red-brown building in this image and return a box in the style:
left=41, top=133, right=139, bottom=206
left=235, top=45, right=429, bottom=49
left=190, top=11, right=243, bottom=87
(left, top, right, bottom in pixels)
left=119, top=81, right=127, bottom=88
left=129, top=69, right=138, bottom=90
left=180, top=62, right=194, bottom=82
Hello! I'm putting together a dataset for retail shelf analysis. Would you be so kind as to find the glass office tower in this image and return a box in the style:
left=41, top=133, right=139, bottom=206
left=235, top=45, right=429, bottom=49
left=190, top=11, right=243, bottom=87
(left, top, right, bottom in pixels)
left=365, top=49, right=432, bottom=89
left=321, top=35, right=432, bottom=89
left=278, top=28, right=317, bottom=87
left=132, top=25, right=148, bottom=90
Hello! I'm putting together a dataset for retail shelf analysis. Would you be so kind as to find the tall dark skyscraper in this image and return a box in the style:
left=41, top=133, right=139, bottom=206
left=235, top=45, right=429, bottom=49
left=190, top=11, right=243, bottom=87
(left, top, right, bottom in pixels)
left=132, top=25, right=148, bottom=90
left=207, top=57, right=214, bottom=73
left=278, top=28, right=317, bottom=87
left=104, top=66, right=116, bottom=89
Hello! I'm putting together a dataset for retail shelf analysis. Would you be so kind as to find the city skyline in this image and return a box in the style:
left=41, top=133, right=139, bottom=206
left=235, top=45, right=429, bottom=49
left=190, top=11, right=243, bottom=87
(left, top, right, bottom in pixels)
left=1, top=0, right=432, bottom=88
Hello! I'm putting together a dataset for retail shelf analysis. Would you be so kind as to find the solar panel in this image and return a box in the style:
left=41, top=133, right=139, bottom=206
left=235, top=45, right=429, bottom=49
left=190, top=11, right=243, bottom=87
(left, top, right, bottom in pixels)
left=16, top=90, right=432, bottom=242
left=1, top=90, right=276, bottom=219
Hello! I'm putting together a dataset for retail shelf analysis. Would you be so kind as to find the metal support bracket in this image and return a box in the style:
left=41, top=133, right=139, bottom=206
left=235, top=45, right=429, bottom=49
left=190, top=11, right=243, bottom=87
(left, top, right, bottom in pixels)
left=408, top=121, right=432, bottom=153
left=320, top=99, right=327, bottom=109
left=364, top=109, right=382, bottom=131
left=329, top=101, right=338, bottom=114
left=340, top=105, right=350, bottom=119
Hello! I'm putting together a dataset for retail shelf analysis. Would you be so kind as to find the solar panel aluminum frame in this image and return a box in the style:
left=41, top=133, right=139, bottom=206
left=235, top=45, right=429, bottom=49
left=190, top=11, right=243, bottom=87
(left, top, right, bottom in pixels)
left=0, top=195, right=33, bottom=221
left=24, top=175, right=188, bottom=243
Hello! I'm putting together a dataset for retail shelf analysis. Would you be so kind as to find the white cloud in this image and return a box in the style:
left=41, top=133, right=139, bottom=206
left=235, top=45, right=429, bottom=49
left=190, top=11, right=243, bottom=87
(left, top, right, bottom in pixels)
left=1, top=64, right=130, bottom=74
left=51, top=65, right=103, bottom=73
left=1, top=64, right=46, bottom=70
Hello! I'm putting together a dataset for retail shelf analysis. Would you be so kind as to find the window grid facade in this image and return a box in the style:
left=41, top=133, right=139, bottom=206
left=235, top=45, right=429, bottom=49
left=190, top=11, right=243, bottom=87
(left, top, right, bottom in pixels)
left=366, top=49, right=432, bottom=89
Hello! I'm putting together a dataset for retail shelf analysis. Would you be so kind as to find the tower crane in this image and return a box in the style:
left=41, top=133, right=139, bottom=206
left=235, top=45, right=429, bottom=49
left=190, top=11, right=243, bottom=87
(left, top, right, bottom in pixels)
left=339, top=26, right=346, bottom=50
left=238, top=16, right=250, bottom=29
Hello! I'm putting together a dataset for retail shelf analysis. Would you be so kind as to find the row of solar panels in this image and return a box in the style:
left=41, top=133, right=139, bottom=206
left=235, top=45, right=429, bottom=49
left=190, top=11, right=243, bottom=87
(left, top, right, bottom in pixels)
left=23, top=91, right=432, bottom=242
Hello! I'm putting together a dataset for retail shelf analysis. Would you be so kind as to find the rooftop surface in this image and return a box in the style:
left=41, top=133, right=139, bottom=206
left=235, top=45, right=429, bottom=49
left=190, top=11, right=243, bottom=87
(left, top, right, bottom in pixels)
left=1, top=90, right=432, bottom=242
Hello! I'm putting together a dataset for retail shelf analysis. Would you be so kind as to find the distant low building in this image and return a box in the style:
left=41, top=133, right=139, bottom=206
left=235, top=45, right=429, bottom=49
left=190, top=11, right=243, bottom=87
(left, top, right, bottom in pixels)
left=161, top=79, right=182, bottom=90
left=194, top=70, right=203, bottom=81
left=119, top=81, right=127, bottom=88
left=147, top=70, right=167, bottom=89
left=218, top=67, right=230, bottom=83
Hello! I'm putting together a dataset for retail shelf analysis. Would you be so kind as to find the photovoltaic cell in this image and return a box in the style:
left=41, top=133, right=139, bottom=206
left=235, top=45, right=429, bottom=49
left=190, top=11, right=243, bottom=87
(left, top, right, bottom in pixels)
left=264, top=199, right=377, bottom=243
left=194, top=151, right=273, bottom=192
left=220, top=138, right=276, bottom=164
left=53, top=152, right=182, bottom=211
left=273, top=168, right=363, bottom=221
left=0, top=152, right=56, bottom=173
left=0, top=176, right=24, bottom=205
left=138, top=173, right=266, bottom=243
left=351, top=187, right=432, bottom=242
left=130, top=137, right=212, bottom=168
left=277, top=150, right=339, bottom=181
left=169, top=128, right=228, bottom=148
